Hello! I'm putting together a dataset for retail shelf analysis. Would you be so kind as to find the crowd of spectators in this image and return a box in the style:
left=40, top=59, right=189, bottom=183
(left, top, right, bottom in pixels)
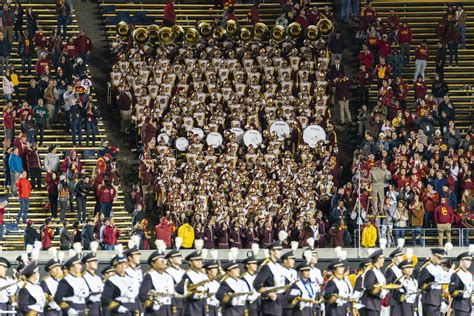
left=0, top=1, right=127, bottom=251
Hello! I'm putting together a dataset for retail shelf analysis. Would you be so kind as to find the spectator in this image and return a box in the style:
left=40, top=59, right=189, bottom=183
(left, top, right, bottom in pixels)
left=3, top=104, right=15, bottom=147
left=59, top=221, right=72, bottom=250
left=85, top=102, right=99, bottom=146
left=247, top=4, right=259, bottom=25
left=44, top=146, right=60, bottom=173
left=435, top=197, right=454, bottom=246
left=0, top=199, right=6, bottom=241
left=361, top=219, right=377, bottom=248
left=2, top=70, right=14, bottom=101
left=445, top=24, right=460, bottom=67
left=26, top=143, right=42, bottom=190
left=329, top=219, right=347, bottom=247
left=393, top=200, right=409, bottom=240
left=0, top=33, right=8, bottom=76
left=334, top=73, right=352, bottom=125
left=72, top=221, right=82, bottom=244
left=57, top=174, right=69, bottom=223
left=2, top=3, right=14, bottom=44
left=82, top=218, right=94, bottom=250
left=41, top=218, right=54, bottom=250
left=33, top=99, right=48, bottom=146
left=163, top=0, right=176, bottom=26
left=177, top=218, right=195, bottom=249
left=455, top=5, right=466, bottom=48
left=69, top=99, right=84, bottom=146
left=43, top=80, right=57, bottom=129
left=8, top=147, right=23, bottom=196
left=24, top=219, right=40, bottom=248
left=25, top=7, right=38, bottom=39
left=388, top=48, right=403, bottom=79
left=356, top=65, right=371, bottom=107
left=99, top=180, right=116, bottom=218
left=131, top=204, right=144, bottom=227
left=2, top=148, right=11, bottom=192
left=45, top=171, right=59, bottom=219
left=413, top=39, right=429, bottom=80
left=154, top=217, right=175, bottom=248
left=410, top=195, right=425, bottom=246
left=15, top=170, right=31, bottom=224
left=398, top=21, right=413, bottom=65
left=35, top=52, right=51, bottom=77
left=340, top=0, right=351, bottom=24
left=74, top=30, right=92, bottom=64
left=56, top=0, right=70, bottom=36
left=435, top=41, right=447, bottom=79
left=74, top=174, right=91, bottom=223
left=328, top=30, right=345, bottom=64
left=102, top=217, right=120, bottom=250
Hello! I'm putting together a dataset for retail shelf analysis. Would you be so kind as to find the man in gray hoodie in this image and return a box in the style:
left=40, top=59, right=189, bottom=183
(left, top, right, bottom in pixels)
left=63, top=85, right=77, bottom=134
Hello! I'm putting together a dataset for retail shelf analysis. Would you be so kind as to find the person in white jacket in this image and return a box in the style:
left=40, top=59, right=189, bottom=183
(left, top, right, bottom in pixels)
left=2, top=71, right=14, bottom=101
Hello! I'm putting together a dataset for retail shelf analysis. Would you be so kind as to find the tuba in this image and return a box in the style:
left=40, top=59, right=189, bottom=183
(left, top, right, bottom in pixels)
left=239, top=27, right=252, bottom=43
left=158, top=27, right=176, bottom=45
left=271, top=24, right=286, bottom=42
left=147, top=24, right=160, bottom=45
left=198, top=21, right=213, bottom=38
left=133, top=27, right=149, bottom=45
left=213, top=26, right=227, bottom=41
left=172, top=25, right=185, bottom=43
left=184, top=27, right=200, bottom=45
left=253, top=22, right=269, bottom=40
left=116, top=21, right=130, bottom=40
left=288, top=22, right=302, bottom=39
left=225, top=19, right=238, bottom=36
left=305, top=24, right=320, bottom=41
left=316, top=18, right=334, bottom=37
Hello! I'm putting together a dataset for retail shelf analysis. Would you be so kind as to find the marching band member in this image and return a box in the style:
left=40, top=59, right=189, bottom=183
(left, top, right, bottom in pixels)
left=287, top=263, right=318, bottom=316
left=0, top=257, right=17, bottom=313
left=418, top=248, right=446, bottom=316
left=41, top=249, right=63, bottom=316
left=124, top=236, right=144, bottom=313
left=241, top=255, right=260, bottom=316
left=175, top=250, right=209, bottom=316
left=81, top=242, right=103, bottom=316
left=304, top=239, right=324, bottom=316
left=17, top=260, right=46, bottom=315
left=216, top=260, right=250, bottom=316
left=323, top=251, right=353, bottom=316
left=253, top=242, right=286, bottom=316
left=448, top=251, right=473, bottom=316
left=165, top=238, right=185, bottom=316
left=203, top=257, right=221, bottom=316
left=139, top=240, right=175, bottom=316
left=361, top=248, right=389, bottom=316
left=101, top=245, right=140, bottom=315
left=101, top=265, right=115, bottom=280
left=54, top=248, right=90, bottom=316
left=391, top=259, right=418, bottom=316
left=281, top=249, right=298, bottom=316
left=384, top=240, right=405, bottom=314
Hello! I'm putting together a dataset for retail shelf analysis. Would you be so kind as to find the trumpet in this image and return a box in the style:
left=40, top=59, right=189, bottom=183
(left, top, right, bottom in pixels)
left=292, top=296, right=323, bottom=305
left=374, top=283, right=403, bottom=290
left=185, top=278, right=212, bottom=292
left=226, top=291, right=254, bottom=298
left=148, top=290, right=183, bottom=299
left=259, top=280, right=296, bottom=295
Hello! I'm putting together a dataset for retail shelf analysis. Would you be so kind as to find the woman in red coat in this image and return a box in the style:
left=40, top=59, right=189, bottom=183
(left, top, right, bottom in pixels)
left=414, top=75, right=427, bottom=101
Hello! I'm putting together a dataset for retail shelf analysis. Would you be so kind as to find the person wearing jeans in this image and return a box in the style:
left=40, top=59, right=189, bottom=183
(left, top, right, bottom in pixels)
left=16, top=171, right=31, bottom=224
left=74, top=175, right=91, bottom=223
left=393, top=201, right=409, bottom=241
left=8, top=147, right=23, bottom=196
left=69, top=101, right=84, bottom=146
left=413, top=40, right=428, bottom=81
left=435, top=197, right=454, bottom=246
left=455, top=5, right=466, bottom=48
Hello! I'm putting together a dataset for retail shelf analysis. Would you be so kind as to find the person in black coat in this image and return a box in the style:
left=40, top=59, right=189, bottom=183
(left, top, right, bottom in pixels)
left=418, top=248, right=445, bottom=316
left=216, top=261, right=249, bottom=316
left=286, top=263, right=318, bottom=316
left=81, top=218, right=94, bottom=250
left=23, top=219, right=41, bottom=248
left=448, top=252, right=473, bottom=316
left=253, top=242, right=286, bottom=316
left=54, top=255, right=90, bottom=315
left=384, top=247, right=404, bottom=311
left=323, top=259, right=352, bottom=316
left=41, top=257, right=63, bottom=316
left=17, top=261, right=46, bottom=315
left=391, top=259, right=419, bottom=316
left=361, top=249, right=388, bottom=316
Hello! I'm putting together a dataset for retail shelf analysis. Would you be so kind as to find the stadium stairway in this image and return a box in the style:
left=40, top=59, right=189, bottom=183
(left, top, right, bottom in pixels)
left=0, top=3, right=132, bottom=251
left=367, top=0, right=474, bottom=133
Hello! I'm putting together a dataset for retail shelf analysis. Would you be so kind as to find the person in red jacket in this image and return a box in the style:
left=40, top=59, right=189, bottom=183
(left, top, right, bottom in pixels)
left=35, top=52, right=51, bottom=77
left=16, top=170, right=31, bottom=224
left=422, top=184, right=439, bottom=228
left=33, top=29, right=48, bottom=57
left=99, top=180, right=116, bottom=218
left=386, top=10, right=400, bottom=42
left=395, top=76, right=408, bottom=110
left=41, top=218, right=55, bottom=250
left=413, top=75, right=427, bottom=101
left=3, top=104, right=15, bottom=147
left=413, top=39, right=428, bottom=81
left=435, top=197, right=454, bottom=246
left=154, top=217, right=175, bottom=248
left=26, top=143, right=42, bottom=190
left=45, top=171, right=59, bottom=218
left=103, top=217, right=120, bottom=250
left=398, top=22, right=412, bottom=64
left=163, top=0, right=176, bottom=27
left=377, top=34, right=392, bottom=59
left=334, top=73, right=352, bottom=124
left=358, top=44, right=375, bottom=69
left=74, top=30, right=92, bottom=64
